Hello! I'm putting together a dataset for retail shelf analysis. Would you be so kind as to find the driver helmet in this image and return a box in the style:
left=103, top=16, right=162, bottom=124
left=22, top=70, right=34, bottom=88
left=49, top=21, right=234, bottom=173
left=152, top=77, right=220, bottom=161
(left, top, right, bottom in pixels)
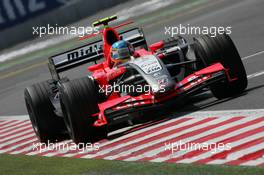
left=111, top=40, right=134, bottom=65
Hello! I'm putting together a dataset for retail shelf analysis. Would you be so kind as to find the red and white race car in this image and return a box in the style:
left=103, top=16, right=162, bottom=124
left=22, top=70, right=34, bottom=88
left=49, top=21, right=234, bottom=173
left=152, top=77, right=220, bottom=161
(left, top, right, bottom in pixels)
left=24, top=16, right=247, bottom=144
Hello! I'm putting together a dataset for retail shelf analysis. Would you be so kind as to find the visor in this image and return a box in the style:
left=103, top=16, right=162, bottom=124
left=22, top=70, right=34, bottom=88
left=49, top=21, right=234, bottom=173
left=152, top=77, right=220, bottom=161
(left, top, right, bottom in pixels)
left=112, top=47, right=130, bottom=60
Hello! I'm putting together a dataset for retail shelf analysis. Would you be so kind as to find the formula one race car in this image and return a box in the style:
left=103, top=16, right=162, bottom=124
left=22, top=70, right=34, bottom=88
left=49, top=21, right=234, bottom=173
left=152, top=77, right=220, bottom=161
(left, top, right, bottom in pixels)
left=24, top=15, right=247, bottom=144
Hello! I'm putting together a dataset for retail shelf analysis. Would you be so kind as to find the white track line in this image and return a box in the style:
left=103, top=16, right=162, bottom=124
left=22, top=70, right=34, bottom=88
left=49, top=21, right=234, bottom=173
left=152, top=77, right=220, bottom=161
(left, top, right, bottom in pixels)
left=26, top=140, right=73, bottom=156
left=243, top=50, right=264, bottom=80
left=1, top=110, right=264, bottom=158
left=241, top=158, right=264, bottom=166
left=242, top=50, right=264, bottom=79
left=151, top=120, right=264, bottom=162
left=0, top=138, right=38, bottom=153
left=10, top=146, right=36, bottom=155
left=122, top=117, right=256, bottom=161
left=0, top=115, right=29, bottom=120
left=117, top=0, right=176, bottom=21
left=226, top=142, right=264, bottom=160
left=247, top=71, right=264, bottom=79
left=177, top=130, right=264, bottom=164
left=30, top=116, right=192, bottom=157
left=0, top=133, right=35, bottom=148
left=1, top=109, right=264, bottom=122
left=172, top=109, right=264, bottom=118
left=176, top=120, right=264, bottom=162
left=0, top=120, right=15, bottom=126
left=0, top=123, right=32, bottom=137
left=242, top=50, right=264, bottom=60
left=59, top=116, right=195, bottom=157
left=208, top=142, right=264, bottom=165
left=0, top=129, right=34, bottom=143
left=0, top=120, right=25, bottom=130
left=86, top=117, right=229, bottom=159
left=81, top=117, right=213, bottom=158
left=38, top=141, right=78, bottom=157
left=36, top=109, right=264, bottom=158
left=11, top=142, right=46, bottom=155
left=63, top=117, right=204, bottom=158
left=0, top=120, right=31, bottom=133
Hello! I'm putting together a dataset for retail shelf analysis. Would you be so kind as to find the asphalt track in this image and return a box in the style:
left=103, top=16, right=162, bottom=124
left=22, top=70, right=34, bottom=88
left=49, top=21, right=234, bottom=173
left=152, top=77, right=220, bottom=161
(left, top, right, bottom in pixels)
left=1, top=0, right=264, bottom=115
left=1, top=0, right=264, bottom=167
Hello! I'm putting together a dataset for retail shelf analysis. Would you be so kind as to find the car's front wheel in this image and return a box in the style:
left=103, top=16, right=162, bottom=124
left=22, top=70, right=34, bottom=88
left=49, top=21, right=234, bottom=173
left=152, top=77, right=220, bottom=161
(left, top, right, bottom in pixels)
left=193, top=33, right=248, bottom=99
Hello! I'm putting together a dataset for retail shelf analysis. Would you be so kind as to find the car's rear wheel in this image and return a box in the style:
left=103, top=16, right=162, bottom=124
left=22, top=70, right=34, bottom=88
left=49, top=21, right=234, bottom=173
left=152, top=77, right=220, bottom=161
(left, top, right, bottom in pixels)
left=24, top=80, right=68, bottom=143
left=59, top=77, right=107, bottom=144
left=193, top=33, right=248, bottom=99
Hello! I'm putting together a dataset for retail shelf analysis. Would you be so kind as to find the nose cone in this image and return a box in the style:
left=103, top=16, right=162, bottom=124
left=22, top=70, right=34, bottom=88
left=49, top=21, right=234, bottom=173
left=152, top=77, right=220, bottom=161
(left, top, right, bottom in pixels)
left=152, top=76, right=175, bottom=95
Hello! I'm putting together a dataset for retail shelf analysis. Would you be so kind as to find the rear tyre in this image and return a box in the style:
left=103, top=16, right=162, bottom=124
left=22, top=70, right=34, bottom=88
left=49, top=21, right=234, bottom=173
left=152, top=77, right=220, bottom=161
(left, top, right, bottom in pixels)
left=24, top=80, right=68, bottom=143
left=59, top=77, right=107, bottom=144
left=193, top=33, right=248, bottom=99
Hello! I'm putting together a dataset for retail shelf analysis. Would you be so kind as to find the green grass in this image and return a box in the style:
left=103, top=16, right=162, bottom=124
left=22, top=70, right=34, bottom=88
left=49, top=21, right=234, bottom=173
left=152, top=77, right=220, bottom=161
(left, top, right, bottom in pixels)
left=0, top=154, right=264, bottom=175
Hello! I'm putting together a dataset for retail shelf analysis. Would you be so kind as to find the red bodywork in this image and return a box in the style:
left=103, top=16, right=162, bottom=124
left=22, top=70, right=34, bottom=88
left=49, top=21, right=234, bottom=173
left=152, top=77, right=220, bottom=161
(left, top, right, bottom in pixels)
left=81, top=22, right=232, bottom=127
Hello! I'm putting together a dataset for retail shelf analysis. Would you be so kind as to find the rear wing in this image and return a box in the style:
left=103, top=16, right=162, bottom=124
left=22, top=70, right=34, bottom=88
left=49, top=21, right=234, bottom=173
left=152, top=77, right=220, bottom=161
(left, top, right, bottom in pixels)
left=48, top=27, right=147, bottom=81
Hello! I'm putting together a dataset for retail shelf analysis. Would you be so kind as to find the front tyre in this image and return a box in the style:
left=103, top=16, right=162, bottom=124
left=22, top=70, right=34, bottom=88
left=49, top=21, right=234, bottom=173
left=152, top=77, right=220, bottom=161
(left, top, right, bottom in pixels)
left=193, top=33, right=248, bottom=99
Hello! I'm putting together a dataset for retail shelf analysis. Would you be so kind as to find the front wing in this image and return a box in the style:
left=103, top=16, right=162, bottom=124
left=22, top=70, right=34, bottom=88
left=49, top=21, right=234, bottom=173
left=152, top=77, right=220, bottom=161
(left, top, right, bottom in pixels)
left=93, top=63, right=230, bottom=126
